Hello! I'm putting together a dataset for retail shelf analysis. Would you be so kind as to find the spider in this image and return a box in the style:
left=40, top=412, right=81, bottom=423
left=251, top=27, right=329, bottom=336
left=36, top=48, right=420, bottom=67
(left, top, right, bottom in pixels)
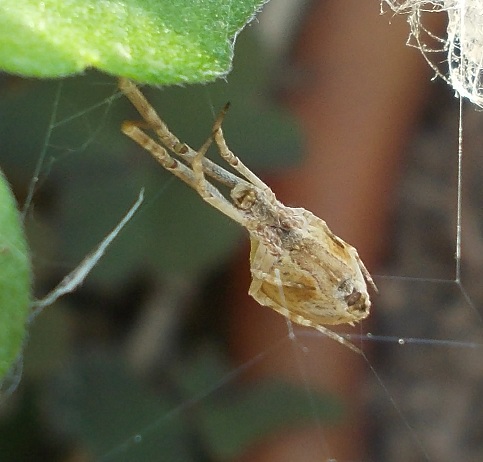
left=119, top=78, right=377, bottom=353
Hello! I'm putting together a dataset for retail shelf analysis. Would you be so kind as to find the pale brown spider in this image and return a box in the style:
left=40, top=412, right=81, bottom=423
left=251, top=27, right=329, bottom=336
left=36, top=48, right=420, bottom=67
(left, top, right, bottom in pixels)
left=119, top=78, right=377, bottom=353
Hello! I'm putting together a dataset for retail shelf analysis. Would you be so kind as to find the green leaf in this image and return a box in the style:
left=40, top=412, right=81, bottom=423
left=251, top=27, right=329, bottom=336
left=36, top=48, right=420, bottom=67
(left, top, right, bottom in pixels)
left=0, top=171, right=31, bottom=382
left=0, top=0, right=268, bottom=84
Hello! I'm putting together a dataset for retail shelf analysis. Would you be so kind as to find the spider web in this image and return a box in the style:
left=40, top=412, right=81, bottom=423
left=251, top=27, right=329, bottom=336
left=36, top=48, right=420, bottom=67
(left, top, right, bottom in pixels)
left=383, top=0, right=483, bottom=108
left=2, top=5, right=483, bottom=462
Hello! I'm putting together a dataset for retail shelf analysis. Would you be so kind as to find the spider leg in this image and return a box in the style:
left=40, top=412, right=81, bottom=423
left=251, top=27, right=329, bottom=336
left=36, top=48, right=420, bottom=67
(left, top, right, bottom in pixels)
left=119, top=78, right=246, bottom=190
left=355, top=252, right=378, bottom=293
left=119, top=78, right=186, bottom=154
left=212, top=105, right=274, bottom=194
left=248, top=240, right=278, bottom=301
left=122, top=122, right=226, bottom=203
left=191, top=135, right=248, bottom=225
left=250, top=270, right=305, bottom=289
left=122, top=122, right=194, bottom=186
left=313, top=324, right=362, bottom=354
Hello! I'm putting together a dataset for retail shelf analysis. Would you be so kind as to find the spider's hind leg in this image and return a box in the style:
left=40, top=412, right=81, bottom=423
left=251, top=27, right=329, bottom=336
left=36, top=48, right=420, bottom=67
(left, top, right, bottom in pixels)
left=313, top=325, right=362, bottom=354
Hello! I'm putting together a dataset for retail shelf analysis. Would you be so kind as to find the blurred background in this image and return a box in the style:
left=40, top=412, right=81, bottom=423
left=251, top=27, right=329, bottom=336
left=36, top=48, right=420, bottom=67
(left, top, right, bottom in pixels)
left=1, top=1, right=483, bottom=461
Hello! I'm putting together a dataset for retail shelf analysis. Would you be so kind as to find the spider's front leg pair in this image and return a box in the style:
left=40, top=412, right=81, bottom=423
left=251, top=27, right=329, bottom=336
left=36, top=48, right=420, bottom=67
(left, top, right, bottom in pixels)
left=119, top=78, right=261, bottom=227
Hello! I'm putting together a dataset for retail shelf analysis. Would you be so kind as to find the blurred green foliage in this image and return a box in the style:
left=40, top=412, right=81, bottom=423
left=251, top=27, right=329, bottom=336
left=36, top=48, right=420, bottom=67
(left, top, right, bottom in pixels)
left=0, top=346, right=342, bottom=461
